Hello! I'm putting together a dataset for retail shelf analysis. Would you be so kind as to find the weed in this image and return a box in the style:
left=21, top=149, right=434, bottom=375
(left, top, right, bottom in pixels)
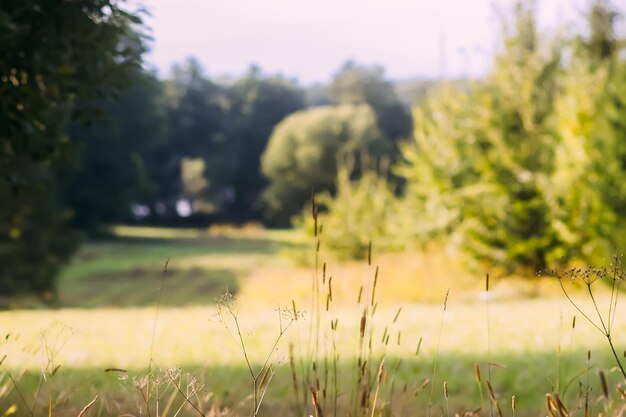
left=217, top=290, right=300, bottom=417
left=544, top=254, right=626, bottom=380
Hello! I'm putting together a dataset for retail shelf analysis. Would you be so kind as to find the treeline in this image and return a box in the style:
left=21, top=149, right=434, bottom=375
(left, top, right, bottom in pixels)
left=316, top=1, right=626, bottom=275
left=65, top=60, right=304, bottom=229
left=65, top=59, right=413, bottom=229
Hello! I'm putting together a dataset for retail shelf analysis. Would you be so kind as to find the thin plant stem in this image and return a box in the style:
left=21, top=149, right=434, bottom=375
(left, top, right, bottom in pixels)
left=556, top=272, right=626, bottom=381
left=557, top=279, right=603, bottom=333
left=428, top=289, right=449, bottom=417
left=485, top=274, right=494, bottom=417
left=168, top=373, right=204, bottom=417
left=586, top=284, right=608, bottom=334
left=0, top=364, right=33, bottom=417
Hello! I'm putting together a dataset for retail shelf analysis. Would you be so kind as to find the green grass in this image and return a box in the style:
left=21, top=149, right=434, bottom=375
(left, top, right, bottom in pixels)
left=5, top=351, right=621, bottom=417
left=61, top=229, right=300, bottom=282
left=54, top=227, right=305, bottom=308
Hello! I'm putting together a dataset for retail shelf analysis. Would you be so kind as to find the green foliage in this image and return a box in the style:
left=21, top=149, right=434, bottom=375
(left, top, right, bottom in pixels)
left=64, top=70, right=165, bottom=230
left=149, top=61, right=304, bottom=223
left=577, top=0, right=619, bottom=66
left=149, top=58, right=232, bottom=220
left=314, top=1, right=626, bottom=271
left=306, top=167, right=404, bottom=260
left=0, top=0, right=145, bottom=184
left=221, top=67, right=305, bottom=221
left=331, top=61, right=413, bottom=144
left=0, top=170, right=78, bottom=298
left=396, top=1, right=626, bottom=272
left=0, top=0, right=146, bottom=296
left=261, top=104, right=390, bottom=224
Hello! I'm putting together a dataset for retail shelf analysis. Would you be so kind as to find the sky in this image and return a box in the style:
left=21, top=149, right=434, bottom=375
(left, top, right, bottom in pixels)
left=142, top=0, right=591, bottom=84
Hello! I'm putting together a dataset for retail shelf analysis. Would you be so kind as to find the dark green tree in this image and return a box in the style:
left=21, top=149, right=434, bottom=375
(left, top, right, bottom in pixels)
left=147, top=62, right=304, bottom=224
left=64, top=69, right=165, bottom=231
left=224, top=66, right=305, bottom=221
left=148, top=58, right=232, bottom=222
left=0, top=0, right=146, bottom=297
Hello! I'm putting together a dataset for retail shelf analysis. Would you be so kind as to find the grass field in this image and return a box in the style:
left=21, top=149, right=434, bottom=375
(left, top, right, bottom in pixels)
left=1, top=226, right=625, bottom=416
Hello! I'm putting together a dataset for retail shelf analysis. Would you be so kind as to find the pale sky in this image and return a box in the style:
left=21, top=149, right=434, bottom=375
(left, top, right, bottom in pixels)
left=142, top=0, right=594, bottom=84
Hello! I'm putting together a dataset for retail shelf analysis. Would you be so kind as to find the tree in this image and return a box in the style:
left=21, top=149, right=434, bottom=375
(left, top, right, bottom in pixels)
left=330, top=61, right=413, bottom=146
left=578, top=0, right=619, bottom=66
left=64, top=69, right=165, bottom=231
left=397, top=1, right=626, bottom=273
left=148, top=58, right=232, bottom=222
left=397, top=3, right=560, bottom=272
left=0, top=0, right=147, bottom=297
left=261, top=104, right=390, bottom=225
left=224, top=67, right=305, bottom=221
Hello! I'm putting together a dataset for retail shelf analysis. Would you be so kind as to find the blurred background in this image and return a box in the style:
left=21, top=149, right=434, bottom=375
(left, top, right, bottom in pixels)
left=2, top=0, right=626, bottom=415
left=3, top=0, right=626, bottom=304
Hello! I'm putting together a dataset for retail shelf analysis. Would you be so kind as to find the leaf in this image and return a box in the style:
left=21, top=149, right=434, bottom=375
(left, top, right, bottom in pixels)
left=56, top=64, right=76, bottom=75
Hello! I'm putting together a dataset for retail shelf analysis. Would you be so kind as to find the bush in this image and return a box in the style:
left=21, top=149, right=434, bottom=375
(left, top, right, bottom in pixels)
left=302, top=167, right=405, bottom=260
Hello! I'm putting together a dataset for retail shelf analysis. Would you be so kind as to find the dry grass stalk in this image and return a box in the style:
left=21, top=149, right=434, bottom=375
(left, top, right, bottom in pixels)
left=369, top=359, right=385, bottom=417
left=599, top=371, right=609, bottom=399
left=555, top=394, right=569, bottom=417
left=371, top=266, right=379, bottom=307
left=486, top=381, right=496, bottom=402
left=443, top=381, right=450, bottom=417
left=494, top=399, right=504, bottom=417
left=414, top=378, right=431, bottom=397
left=474, top=364, right=481, bottom=384
left=76, top=394, right=99, bottom=417
left=546, top=393, right=558, bottom=417
left=311, top=387, right=324, bottom=417
left=393, top=307, right=402, bottom=323
left=464, top=407, right=481, bottom=416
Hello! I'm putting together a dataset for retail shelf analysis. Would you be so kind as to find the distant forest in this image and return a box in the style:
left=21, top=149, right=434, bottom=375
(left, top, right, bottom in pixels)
left=65, top=59, right=427, bottom=229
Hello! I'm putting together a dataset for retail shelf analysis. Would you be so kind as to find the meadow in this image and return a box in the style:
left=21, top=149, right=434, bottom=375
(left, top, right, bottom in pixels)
left=1, top=226, right=625, bottom=416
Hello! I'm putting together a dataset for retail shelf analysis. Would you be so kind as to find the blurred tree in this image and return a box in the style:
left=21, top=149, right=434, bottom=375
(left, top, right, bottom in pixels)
left=577, top=0, right=619, bottom=66
left=64, top=69, right=165, bottom=231
left=456, top=2, right=562, bottom=271
left=147, top=62, right=304, bottom=224
left=0, top=0, right=146, bottom=297
left=261, top=104, right=390, bottom=225
left=396, top=1, right=626, bottom=272
left=0, top=169, right=77, bottom=298
left=148, top=58, right=232, bottom=222
left=330, top=61, right=413, bottom=146
left=225, top=66, right=305, bottom=221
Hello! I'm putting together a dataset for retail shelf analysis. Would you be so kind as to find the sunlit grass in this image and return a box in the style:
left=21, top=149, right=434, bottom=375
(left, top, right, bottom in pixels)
left=2, top=297, right=623, bottom=368
left=1, top=296, right=624, bottom=416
